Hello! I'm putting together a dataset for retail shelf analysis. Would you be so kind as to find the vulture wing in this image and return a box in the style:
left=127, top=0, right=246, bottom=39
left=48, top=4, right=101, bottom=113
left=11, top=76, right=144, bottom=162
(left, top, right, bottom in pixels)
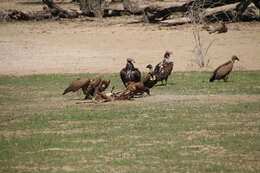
left=210, top=61, right=233, bottom=82
left=165, top=62, right=173, bottom=75
left=132, top=68, right=141, bottom=82
left=154, top=62, right=162, bottom=74
left=120, top=68, right=128, bottom=87
left=63, top=78, right=90, bottom=95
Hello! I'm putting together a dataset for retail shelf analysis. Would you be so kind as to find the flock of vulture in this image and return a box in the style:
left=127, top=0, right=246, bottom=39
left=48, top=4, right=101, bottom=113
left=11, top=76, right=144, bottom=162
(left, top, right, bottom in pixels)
left=63, top=51, right=239, bottom=103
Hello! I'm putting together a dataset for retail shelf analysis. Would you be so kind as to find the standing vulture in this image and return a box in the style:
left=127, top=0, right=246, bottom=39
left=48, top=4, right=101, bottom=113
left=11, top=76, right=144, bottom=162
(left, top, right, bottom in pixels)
left=154, top=51, right=174, bottom=85
left=120, top=58, right=141, bottom=87
left=209, top=55, right=239, bottom=82
left=143, top=64, right=157, bottom=89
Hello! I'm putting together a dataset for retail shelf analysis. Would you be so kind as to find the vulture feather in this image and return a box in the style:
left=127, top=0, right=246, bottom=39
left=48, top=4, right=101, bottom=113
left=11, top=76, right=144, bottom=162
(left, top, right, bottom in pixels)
left=120, top=58, right=141, bottom=87
left=154, top=51, right=174, bottom=85
left=209, top=55, right=239, bottom=82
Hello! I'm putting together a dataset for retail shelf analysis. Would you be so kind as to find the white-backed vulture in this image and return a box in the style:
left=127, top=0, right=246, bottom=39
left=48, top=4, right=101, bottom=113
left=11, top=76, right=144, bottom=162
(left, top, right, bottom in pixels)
left=143, top=64, right=157, bottom=89
left=209, top=55, right=239, bottom=82
left=154, top=51, right=174, bottom=85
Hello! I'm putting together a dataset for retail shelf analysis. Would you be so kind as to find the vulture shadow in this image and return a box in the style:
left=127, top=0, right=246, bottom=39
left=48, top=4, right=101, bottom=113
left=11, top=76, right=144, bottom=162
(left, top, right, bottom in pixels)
left=155, top=82, right=175, bottom=87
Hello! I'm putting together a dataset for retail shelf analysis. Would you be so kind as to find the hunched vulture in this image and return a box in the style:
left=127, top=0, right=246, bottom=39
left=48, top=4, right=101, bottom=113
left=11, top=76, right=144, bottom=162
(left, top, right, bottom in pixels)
left=209, top=55, right=239, bottom=82
left=154, top=51, right=174, bottom=85
left=120, top=58, right=141, bottom=87
left=63, top=78, right=90, bottom=95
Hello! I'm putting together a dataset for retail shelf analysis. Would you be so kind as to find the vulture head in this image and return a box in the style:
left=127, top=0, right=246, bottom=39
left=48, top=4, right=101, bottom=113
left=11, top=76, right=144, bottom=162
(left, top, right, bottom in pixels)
left=164, top=51, right=173, bottom=62
left=231, top=55, right=239, bottom=62
left=99, top=80, right=110, bottom=92
left=146, top=64, right=153, bottom=70
left=127, top=58, right=135, bottom=63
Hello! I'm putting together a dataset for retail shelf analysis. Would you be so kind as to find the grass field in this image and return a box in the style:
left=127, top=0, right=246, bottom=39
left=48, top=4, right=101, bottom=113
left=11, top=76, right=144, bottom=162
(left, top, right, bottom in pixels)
left=0, top=71, right=260, bottom=173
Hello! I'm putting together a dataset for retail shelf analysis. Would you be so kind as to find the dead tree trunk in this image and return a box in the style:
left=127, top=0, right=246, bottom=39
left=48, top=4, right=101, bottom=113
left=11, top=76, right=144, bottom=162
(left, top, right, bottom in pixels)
left=144, top=0, right=260, bottom=23
left=79, top=0, right=105, bottom=17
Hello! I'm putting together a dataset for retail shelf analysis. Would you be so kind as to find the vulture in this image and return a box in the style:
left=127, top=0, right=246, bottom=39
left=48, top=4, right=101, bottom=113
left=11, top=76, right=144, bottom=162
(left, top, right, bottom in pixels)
left=63, top=78, right=90, bottom=95
left=91, top=79, right=111, bottom=102
left=203, top=21, right=228, bottom=34
left=120, top=58, right=141, bottom=87
left=154, top=51, right=174, bottom=85
left=143, top=64, right=157, bottom=89
left=209, top=55, right=239, bottom=82
left=84, top=77, right=110, bottom=99
left=124, top=64, right=157, bottom=97
left=126, top=81, right=150, bottom=96
left=63, top=77, right=110, bottom=100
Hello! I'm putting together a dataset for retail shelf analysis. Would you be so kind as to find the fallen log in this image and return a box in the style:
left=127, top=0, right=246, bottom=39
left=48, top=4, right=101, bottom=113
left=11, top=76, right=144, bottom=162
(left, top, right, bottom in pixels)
left=144, top=0, right=242, bottom=22
left=42, top=0, right=81, bottom=18
left=0, top=0, right=83, bottom=21
left=160, top=2, right=259, bottom=25
left=160, top=17, right=192, bottom=26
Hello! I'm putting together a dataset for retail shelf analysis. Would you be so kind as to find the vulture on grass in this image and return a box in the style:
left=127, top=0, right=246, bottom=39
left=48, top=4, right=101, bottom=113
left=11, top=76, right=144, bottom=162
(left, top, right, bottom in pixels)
left=209, top=55, right=239, bottom=82
left=63, top=78, right=90, bottom=95
left=154, top=51, right=174, bottom=85
left=120, top=58, right=141, bottom=87
left=84, top=77, right=111, bottom=100
left=143, top=64, right=157, bottom=89
left=126, top=81, right=150, bottom=96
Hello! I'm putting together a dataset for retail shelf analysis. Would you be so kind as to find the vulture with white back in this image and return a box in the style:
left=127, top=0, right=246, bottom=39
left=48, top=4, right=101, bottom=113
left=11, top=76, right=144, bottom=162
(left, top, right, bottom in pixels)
left=154, top=51, right=174, bottom=85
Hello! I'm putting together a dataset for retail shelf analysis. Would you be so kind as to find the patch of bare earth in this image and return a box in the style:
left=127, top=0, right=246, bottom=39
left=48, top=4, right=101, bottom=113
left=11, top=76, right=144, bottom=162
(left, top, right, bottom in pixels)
left=131, top=94, right=260, bottom=104
left=0, top=1, right=260, bottom=75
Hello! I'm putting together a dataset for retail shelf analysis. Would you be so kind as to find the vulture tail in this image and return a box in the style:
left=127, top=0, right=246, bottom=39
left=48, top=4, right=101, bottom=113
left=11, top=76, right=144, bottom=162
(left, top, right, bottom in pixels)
left=62, top=88, right=70, bottom=95
left=209, top=75, right=215, bottom=82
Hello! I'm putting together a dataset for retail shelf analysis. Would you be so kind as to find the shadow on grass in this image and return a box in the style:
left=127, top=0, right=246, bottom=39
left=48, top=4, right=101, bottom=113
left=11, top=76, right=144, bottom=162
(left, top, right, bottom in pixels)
left=155, top=82, right=175, bottom=87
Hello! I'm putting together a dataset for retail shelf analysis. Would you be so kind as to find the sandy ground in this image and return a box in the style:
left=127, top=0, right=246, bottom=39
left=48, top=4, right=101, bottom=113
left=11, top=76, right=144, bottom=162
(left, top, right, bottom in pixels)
left=0, top=0, right=260, bottom=75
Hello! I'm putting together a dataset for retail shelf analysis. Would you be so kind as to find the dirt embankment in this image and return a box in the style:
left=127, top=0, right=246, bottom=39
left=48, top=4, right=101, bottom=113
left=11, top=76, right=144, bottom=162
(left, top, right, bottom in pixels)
left=0, top=0, right=260, bottom=75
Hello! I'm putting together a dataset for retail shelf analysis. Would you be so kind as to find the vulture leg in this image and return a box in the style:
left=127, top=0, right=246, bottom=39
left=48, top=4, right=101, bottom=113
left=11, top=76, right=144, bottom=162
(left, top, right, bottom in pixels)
left=165, top=77, right=168, bottom=86
left=224, top=75, right=229, bottom=82
left=144, top=87, right=150, bottom=95
left=76, top=89, right=82, bottom=96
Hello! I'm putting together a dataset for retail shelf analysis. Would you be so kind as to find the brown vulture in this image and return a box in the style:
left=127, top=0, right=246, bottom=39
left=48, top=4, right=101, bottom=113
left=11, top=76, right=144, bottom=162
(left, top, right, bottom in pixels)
left=84, top=78, right=110, bottom=100
left=120, top=58, right=141, bottom=87
left=142, top=64, right=157, bottom=89
left=63, top=77, right=110, bottom=100
left=154, top=51, right=174, bottom=85
left=62, top=78, right=90, bottom=95
left=126, top=81, right=150, bottom=96
left=209, top=55, right=239, bottom=82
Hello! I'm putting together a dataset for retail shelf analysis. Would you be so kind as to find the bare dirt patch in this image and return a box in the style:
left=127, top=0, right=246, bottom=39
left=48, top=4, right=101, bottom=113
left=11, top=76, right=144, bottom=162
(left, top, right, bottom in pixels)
left=0, top=1, right=260, bottom=76
left=128, top=94, right=260, bottom=104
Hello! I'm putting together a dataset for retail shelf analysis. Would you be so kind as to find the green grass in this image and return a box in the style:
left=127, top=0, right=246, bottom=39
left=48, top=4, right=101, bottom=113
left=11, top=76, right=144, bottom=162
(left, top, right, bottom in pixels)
left=0, top=71, right=260, bottom=173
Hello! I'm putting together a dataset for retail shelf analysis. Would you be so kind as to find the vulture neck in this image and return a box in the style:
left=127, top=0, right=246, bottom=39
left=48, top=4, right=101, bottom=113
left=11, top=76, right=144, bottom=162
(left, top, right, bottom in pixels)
left=163, top=58, right=171, bottom=63
left=126, top=61, right=135, bottom=70
left=148, top=68, right=153, bottom=74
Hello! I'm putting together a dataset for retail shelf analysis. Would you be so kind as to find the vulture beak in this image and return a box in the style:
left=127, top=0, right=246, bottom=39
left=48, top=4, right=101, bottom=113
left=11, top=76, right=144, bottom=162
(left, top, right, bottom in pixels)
left=165, top=51, right=173, bottom=59
left=232, top=55, right=239, bottom=62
